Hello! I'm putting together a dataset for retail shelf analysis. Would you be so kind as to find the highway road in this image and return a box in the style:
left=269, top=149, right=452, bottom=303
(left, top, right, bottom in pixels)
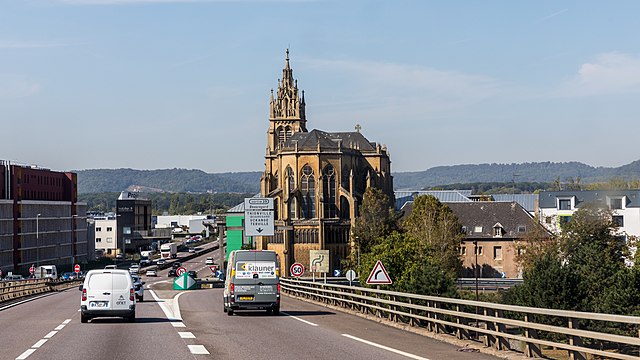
left=1, top=251, right=501, bottom=360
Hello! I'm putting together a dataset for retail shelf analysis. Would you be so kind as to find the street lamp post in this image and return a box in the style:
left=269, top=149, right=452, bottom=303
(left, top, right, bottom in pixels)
left=71, top=215, right=78, bottom=266
left=36, top=214, right=41, bottom=267
left=474, top=240, right=479, bottom=302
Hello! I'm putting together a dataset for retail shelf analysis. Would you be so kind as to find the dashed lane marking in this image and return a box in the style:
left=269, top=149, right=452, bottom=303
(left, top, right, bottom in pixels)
left=281, top=312, right=318, bottom=327
left=178, top=332, right=196, bottom=339
left=54, top=325, right=65, bottom=331
left=31, top=339, right=47, bottom=348
left=15, top=349, right=36, bottom=360
left=171, top=322, right=186, bottom=328
left=62, top=319, right=71, bottom=324
left=43, top=331, right=57, bottom=339
left=187, top=345, right=210, bottom=355
left=341, top=334, right=430, bottom=360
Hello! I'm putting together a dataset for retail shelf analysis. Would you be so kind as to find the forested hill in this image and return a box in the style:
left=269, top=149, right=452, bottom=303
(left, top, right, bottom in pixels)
left=77, top=160, right=640, bottom=194
left=393, top=160, right=640, bottom=189
left=76, top=168, right=261, bottom=194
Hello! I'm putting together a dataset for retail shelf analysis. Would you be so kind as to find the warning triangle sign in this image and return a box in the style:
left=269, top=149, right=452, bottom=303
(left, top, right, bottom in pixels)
left=366, top=260, right=392, bottom=285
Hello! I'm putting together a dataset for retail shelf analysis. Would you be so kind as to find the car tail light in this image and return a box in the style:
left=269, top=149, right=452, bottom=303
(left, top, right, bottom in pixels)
left=130, top=288, right=135, bottom=301
left=82, top=288, right=87, bottom=301
left=229, top=283, right=235, bottom=303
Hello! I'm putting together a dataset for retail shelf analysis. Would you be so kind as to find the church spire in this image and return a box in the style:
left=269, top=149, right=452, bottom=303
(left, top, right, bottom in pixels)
left=270, top=49, right=306, bottom=124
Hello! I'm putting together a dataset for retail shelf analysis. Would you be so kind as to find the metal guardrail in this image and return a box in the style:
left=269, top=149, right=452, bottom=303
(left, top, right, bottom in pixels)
left=0, top=279, right=81, bottom=304
left=456, top=278, right=524, bottom=290
left=281, top=278, right=640, bottom=360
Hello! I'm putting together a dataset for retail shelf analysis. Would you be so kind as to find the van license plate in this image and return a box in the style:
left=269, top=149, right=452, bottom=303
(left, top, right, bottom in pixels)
left=239, top=296, right=254, bottom=301
left=90, top=301, right=108, bottom=308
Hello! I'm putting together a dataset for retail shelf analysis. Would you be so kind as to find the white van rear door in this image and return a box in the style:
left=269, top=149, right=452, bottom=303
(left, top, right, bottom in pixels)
left=111, top=273, right=132, bottom=310
left=86, top=273, right=113, bottom=310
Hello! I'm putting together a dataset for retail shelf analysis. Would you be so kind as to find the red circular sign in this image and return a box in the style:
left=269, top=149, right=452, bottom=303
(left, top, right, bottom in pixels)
left=290, top=263, right=304, bottom=277
left=176, top=266, right=187, bottom=276
left=74, top=264, right=81, bottom=273
left=29, top=266, right=35, bottom=274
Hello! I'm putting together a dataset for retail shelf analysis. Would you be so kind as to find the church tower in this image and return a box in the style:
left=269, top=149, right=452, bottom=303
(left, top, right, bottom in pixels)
left=267, top=49, right=307, bottom=152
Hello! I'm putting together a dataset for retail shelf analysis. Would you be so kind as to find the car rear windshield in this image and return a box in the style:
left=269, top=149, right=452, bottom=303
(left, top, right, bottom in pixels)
left=88, top=273, right=112, bottom=289
left=112, top=274, right=130, bottom=290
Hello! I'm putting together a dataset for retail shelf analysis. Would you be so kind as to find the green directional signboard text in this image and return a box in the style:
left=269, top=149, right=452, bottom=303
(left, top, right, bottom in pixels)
left=173, top=273, right=198, bottom=290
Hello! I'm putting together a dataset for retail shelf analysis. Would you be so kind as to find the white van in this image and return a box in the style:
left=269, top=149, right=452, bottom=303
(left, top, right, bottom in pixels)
left=80, top=269, right=136, bottom=323
left=34, top=265, right=57, bottom=279
left=223, top=250, right=280, bottom=315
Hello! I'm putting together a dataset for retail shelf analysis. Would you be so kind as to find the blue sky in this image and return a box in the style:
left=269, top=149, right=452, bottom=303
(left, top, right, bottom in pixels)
left=2, top=0, right=640, bottom=173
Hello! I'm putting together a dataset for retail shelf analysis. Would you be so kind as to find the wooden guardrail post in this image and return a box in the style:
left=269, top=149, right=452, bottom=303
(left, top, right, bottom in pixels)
left=408, top=298, right=415, bottom=327
left=523, top=313, right=542, bottom=358
left=456, top=304, right=470, bottom=340
left=568, top=318, right=586, bottom=360
left=433, top=301, right=441, bottom=334
left=494, top=309, right=509, bottom=350
left=483, top=308, right=496, bottom=347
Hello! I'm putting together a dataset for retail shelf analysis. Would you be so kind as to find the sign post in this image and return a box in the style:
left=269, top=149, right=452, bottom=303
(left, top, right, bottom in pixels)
left=74, top=264, right=81, bottom=279
left=176, top=266, right=187, bottom=277
left=244, top=198, right=275, bottom=237
left=173, top=273, right=197, bottom=290
left=345, top=269, right=357, bottom=286
left=309, top=250, right=329, bottom=283
left=29, top=265, right=36, bottom=277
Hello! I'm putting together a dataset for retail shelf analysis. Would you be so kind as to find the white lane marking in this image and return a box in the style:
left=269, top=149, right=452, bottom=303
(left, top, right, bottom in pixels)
left=15, top=349, right=36, bottom=360
left=342, top=334, right=430, bottom=360
left=187, top=345, right=210, bottom=355
left=32, top=339, right=48, bottom=348
left=171, top=322, right=186, bottom=328
left=43, top=331, right=57, bottom=339
left=0, top=293, right=52, bottom=312
left=54, top=324, right=65, bottom=331
left=62, top=319, right=72, bottom=324
left=178, top=331, right=196, bottom=339
left=281, top=312, right=318, bottom=327
left=149, top=289, right=186, bottom=322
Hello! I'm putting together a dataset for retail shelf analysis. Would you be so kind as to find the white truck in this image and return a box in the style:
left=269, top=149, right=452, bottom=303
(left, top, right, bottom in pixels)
left=34, top=265, right=58, bottom=279
left=160, top=243, right=177, bottom=259
left=139, top=250, right=155, bottom=265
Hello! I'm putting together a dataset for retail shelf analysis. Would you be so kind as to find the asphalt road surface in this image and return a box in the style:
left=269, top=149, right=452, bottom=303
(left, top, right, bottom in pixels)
left=1, top=252, right=501, bottom=360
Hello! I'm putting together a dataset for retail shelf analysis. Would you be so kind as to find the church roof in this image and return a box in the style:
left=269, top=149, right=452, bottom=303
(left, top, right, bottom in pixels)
left=284, top=129, right=377, bottom=151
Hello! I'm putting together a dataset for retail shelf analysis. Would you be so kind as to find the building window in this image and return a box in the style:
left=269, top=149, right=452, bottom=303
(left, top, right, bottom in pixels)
left=322, top=164, right=337, bottom=218
left=459, top=246, right=467, bottom=256
left=96, top=227, right=102, bottom=232
left=613, top=215, right=624, bottom=227
left=277, top=126, right=285, bottom=145
left=494, top=246, right=502, bottom=260
left=460, top=226, right=467, bottom=234
left=474, top=226, right=483, bottom=233
left=106, top=237, right=113, bottom=243
left=106, top=227, right=112, bottom=232
left=289, top=197, right=297, bottom=219
left=558, top=199, right=571, bottom=210
left=286, top=166, right=294, bottom=193
left=96, top=238, right=102, bottom=242
left=475, top=245, right=483, bottom=255
left=610, top=198, right=623, bottom=210
left=517, top=225, right=526, bottom=233
left=123, top=227, right=131, bottom=235
left=559, top=215, right=572, bottom=226
left=300, top=165, right=316, bottom=219
left=493, top=227, right=502, bottom=237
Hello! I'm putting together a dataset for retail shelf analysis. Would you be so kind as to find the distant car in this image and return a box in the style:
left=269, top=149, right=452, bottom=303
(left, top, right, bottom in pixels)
left=61, top=272, right=74, bottom=280
left=145, top=268, right=157, bottom=277
left=131, top=275, right=145, bottom=302
left=115, top=253, right=124, bottom=260
left=104, top=265, right=117, bottom=269
left=205, top=257, right=214, bottom=265
left=3, top=274, right=24, bottom=281
left=168, top=269, right=177, bottom=277
left=157, top=259, right=166, bottom=265
left=188, top=248, right=196, bottom=253
left=187, top=270, right=197, bottom=278
left=171, top=262, right=182, bottom=269
left=129, top=264, right=140, bottom=274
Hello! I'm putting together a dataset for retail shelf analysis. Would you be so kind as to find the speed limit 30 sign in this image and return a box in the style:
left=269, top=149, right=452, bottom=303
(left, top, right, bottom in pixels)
left=290, top=263, right=304, bottom=277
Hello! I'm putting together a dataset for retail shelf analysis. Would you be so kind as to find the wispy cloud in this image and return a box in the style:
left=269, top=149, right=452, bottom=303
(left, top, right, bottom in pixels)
left=556, top=52, right=640, bottom=97
left=536, top=8, right=568, bottom=23
left=0, top=39, right=82, bottom=49
left=0, top=74, right=42, bottom=99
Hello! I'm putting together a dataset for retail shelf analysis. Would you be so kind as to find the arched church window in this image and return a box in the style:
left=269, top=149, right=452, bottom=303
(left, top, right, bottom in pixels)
left=301, top=165, right=316, bottom=219
left=277, top=126, right=285, bottom=145
left=285, top=126, right=292, bottom=140
left=285, top=166, right=294, bottom=193
left=341, top=166, right=350, bottom=192
left=323, top=164, right=337, bottom=218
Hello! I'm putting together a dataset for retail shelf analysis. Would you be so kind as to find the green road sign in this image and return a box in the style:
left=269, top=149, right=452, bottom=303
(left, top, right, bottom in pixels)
left=173, top=273, right=198, bottom=290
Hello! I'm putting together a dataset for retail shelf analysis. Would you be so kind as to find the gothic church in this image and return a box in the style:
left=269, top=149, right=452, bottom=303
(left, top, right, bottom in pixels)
left=257, top=50, right=394, bottom=273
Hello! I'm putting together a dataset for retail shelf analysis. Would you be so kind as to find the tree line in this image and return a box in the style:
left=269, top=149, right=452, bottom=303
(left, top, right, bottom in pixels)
left=79, top=192, right=254, bottom=215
